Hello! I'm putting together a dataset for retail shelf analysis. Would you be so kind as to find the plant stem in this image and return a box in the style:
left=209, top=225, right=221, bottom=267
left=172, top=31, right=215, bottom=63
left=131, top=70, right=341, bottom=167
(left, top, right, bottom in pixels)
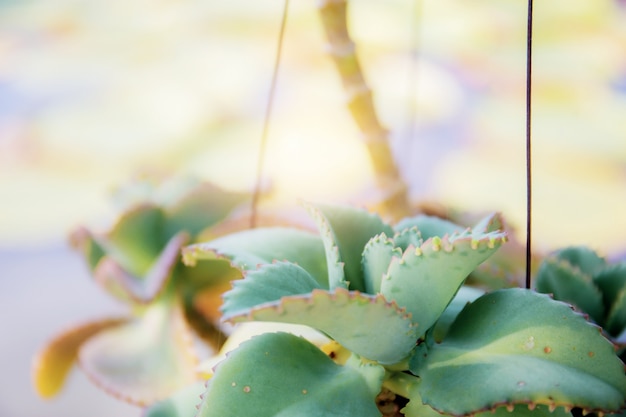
left=382, top=372, right=420, bottom=400
left=317, top=0, right=412, bottom=221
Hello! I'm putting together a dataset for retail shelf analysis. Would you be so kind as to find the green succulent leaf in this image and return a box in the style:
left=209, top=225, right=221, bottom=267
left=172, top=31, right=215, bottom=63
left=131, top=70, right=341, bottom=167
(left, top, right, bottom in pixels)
left=393, top=215, right=464, bottom=239
left=392, top=227, right=423, bottom=252
left=471, top=212, right=505, bottom=234
left=180, top=258, right=243, bottom=348
left=430, top=285, right=484, bottom=343
left=605, top=287, right=626, bottom=336
left=593, top=262, right=626, bottom=308
left=93, top=232, right=188, bottom=304
left=101, top=204, right=166, bottom=277
left=555, top=246, right=607, bottom=276
left=305, top=202, right=393, bottom=292
left=460, top=213, right=533, bottom=289
left=344, top=353, right=386, bottom=399
left=381, top=228, right=506, bottom=337
left=413, top=288, right=626, bottom=416
left=362, top=233, right=399, bottom=294
left=196, top=332, right=382, bottom=417
left=78, top=293, right=198, bottom=405
left=401, top=400, right=446, bottom=417
left=306, top=205, right=344, bottom=291
left=388, top=372, right=570, bottom=417
left=143, top=382, right=206, bottom=417
left=221, top=261, right=323, bottom=320
left=535, top=257, right=605, bottom=324
left=226, top=288, right=419, bottom=365
left=183, top=228, right=328, bottom=287
left=162, top=182, right=248, bottom=241
left=181, top=256, right=242, bottom=298
left=487, top=406, right=572, bottom=417
left=69, top=227, right=107, bottom=271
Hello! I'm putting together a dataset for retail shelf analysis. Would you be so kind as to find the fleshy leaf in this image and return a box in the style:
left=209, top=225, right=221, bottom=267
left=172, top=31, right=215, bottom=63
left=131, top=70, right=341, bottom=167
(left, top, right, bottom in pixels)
left=69, top=227, right=106, bottom=271
left=462, top=213, right=536, bottom=289
left=100, top=204, right=165, bottom=277
left=304, top=204, right=345, bottom=290
left=555, top=246, right=607, bottom=276
left=181, top=260, right=245, bottom=351
left=78, top=293, right=198, bottom=405
left=344, top=353, right=386, bottom=397
left=471, top=212, right=505, bottom=234
left=606, top=287, right=626, bottom=336
left=226, top=288, right=419, bottom=365
left=305, top=202, right=393, bottom=292
left=32, top=318, right=126, bottom=398
left=388, top=373, right=570, bottom=417
left=181, top=256, right=242, bottom=295
left=361, top=233, right=399, bottom=294
left=392, top=227, right=423, bottom=252
left=593, top=262, right=626, bottom=308
left=402, top=400, right=446, bottom=417
left=221, top=261, right=323, bottom=320
left=486, top=406, right=572, bottom=417
left=196, top=332, right=382, bottom=417
left=535, top=257, right=605, bottom=324
left=162, top=182, right=248, bottom=241
left=183, top=228, right=327, bottom=287
left=394, top=215, right=464, bottom=239
left=430, top=285, right=484, bottom=343
left=413, top=288, right=626, bottom=415
left=93, top=232, right=188, bottom=304
left=187, top=274, right=238, bottom=326
left=183, top=304, right=228, bottom=353
left=381, top=229, right=506, bottom=336
left=143, top=382, right=206, bottom=417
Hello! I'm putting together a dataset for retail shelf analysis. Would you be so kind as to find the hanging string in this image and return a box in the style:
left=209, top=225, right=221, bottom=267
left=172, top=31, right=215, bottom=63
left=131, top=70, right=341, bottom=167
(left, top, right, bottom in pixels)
left=525, top=0, right=534, bottom=289
left=250, top=0, right=290, bottom=228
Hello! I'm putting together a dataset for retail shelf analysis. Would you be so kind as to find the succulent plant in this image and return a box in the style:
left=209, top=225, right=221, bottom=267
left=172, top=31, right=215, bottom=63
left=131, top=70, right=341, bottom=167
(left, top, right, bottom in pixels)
left=147, top=203, right=626, bottom=416
left=535, top=246, right=626, bottom=355
left=32, top=177, right=249, bottom=405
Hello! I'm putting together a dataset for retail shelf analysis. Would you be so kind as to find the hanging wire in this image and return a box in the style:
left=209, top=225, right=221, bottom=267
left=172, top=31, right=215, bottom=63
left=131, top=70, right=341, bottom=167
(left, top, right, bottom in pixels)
left=250, top=0, right=290, bottom=228
left=525, top=0, right=534, bottom=289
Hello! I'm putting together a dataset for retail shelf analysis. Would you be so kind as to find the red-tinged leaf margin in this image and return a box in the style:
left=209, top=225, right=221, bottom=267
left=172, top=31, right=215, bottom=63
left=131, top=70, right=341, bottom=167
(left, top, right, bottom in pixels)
left=226, top=288, right=419, bottom=365
left=413, top=288, right=626, bottom=416
left=32, top=318, right=127, bottom=398
left=78, top=293, right=199, bottom=405
left=92, top=232, right=189, bottom=304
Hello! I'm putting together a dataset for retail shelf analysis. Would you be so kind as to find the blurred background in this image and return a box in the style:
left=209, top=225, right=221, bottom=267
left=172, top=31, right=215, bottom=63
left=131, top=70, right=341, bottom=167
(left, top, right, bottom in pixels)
left=1, top=0, right=625, bottom=416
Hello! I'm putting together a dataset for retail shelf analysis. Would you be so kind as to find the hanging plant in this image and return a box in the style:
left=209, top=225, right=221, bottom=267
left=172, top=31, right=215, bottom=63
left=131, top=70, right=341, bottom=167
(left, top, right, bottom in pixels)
left=535, top=246, right=626, bottom=359
left=32, top=177, right=250, bottom=405
left=146, top=203, right=626, bottom=416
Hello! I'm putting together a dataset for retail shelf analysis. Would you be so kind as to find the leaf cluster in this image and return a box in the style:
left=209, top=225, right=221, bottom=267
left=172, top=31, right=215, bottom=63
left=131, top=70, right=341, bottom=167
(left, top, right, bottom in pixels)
left=150, top=203, right=626, bottom=417
left=536, top=246, right=626, bottom=355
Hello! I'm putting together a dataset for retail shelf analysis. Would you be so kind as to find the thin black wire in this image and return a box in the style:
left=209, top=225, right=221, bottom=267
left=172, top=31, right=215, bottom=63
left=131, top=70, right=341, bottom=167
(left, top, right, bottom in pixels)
left=525, top=0, right=534, bottom=289
left=250, top=0, right=290, bottom=228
